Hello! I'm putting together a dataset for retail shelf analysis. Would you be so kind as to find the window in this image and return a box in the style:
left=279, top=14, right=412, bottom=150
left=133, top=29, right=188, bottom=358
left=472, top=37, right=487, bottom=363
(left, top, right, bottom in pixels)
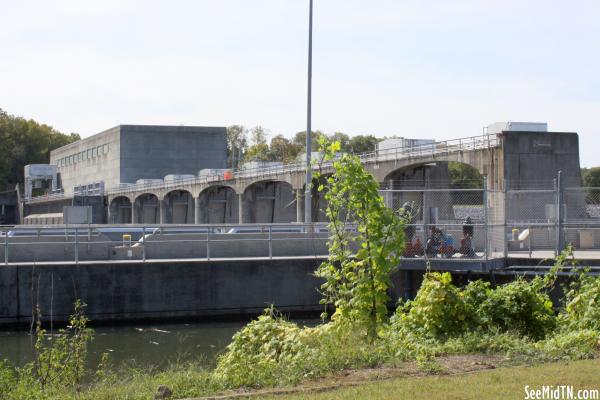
left=97, top=146, right=102, bottom=156
left=87, top=149, right=91, bottom=159
left=82, top=151, right=87, bottom=161
left=92, top=147, right=97, bottom=157
left=103, top=144, right=109, bottom=154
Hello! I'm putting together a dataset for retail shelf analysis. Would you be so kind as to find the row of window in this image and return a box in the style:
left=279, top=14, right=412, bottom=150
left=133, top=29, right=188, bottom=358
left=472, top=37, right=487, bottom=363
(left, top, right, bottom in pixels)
left=56, top=144, right=109, bottom=168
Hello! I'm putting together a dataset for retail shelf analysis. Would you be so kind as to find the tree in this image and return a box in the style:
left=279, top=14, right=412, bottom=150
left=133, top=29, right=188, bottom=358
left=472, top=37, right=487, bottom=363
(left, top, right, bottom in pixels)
left=249, top=125, right=268, bottom=146
left=226, top=125, right=248, bottom=169
left=270, top=135, right=301, bottom=164
left=0, top=109, right=80, bottom=188
left=292, top=130, right=327, bottom=152
left=329, top=132, right=351, bottom=152
left=244, top=143, right=273, bottom=162
left=315, top=138, right=405, bottom=339
left=582, top=167, right=600, bottom=187
left=348, top=135, right=379, bottom=153
left=448, top=162, right=483, bottom=189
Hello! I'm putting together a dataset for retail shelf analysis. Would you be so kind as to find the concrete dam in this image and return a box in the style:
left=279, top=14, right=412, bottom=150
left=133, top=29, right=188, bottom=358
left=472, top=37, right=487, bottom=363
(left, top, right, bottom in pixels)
left=6, top=122, right=598, bottom=327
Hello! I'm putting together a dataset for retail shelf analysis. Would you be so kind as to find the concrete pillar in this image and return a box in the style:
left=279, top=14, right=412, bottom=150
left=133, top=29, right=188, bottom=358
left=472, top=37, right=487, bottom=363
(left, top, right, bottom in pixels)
left=160, top=199, right=167, bottom=224
left=194, top=197, right=201, bottom=224
left=186, top=195, right=194, bottom=224
left=296, top=189, right=302, bottom=223
left=107, top=203, right=113, bottom=224
left=238, top=193, right=243, bottom=224
left=130, top=202, right=136, bottom=224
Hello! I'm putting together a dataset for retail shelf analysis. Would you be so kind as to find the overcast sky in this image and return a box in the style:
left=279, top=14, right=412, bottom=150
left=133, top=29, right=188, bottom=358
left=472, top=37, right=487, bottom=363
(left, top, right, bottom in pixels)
left=1, top=0, right=599, bottom=166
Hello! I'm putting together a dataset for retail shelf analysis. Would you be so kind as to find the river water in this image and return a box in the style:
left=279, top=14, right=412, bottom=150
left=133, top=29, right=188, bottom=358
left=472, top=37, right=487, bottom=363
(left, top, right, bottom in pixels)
left=0, top=321, right=247, bottom=370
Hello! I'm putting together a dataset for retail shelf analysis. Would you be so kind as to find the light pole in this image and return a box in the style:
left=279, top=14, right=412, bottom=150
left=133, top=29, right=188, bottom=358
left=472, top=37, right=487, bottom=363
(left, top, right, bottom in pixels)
left=305, top=0, right=313, bottom=224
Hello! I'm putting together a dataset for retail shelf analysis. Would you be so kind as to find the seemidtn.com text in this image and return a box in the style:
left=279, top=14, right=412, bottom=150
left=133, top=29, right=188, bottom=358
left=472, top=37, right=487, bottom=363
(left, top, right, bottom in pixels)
left=525, top=386, right=599, bottom=400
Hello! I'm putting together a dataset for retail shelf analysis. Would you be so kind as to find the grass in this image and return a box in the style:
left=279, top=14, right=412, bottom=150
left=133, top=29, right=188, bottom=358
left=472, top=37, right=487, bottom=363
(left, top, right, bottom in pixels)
left=273, top=359, right=600, bottom=400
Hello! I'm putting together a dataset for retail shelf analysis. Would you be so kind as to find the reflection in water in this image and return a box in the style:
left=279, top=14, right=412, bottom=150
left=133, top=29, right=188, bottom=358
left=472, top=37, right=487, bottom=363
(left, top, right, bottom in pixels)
left=0, top=322, right=245, bottom=370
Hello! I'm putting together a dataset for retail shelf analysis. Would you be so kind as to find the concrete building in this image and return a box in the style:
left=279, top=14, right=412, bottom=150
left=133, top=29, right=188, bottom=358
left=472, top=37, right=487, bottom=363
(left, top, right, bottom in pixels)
left=50, top=125, right=227, bottom=196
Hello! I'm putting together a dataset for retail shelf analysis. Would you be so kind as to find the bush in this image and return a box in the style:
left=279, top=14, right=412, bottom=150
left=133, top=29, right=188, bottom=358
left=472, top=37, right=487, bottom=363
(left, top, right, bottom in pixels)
left=478, top=278, right=556, bottom=340
left=396, top=272, right=477, bottom=339
left=561, top=270, right=600, bottom=332
left=214, top=308, right=304, bottom=387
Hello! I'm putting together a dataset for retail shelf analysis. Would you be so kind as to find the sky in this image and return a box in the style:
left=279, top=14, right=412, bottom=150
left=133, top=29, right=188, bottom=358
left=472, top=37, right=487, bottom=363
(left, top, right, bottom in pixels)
left=1, top=0, right=599, bottom=166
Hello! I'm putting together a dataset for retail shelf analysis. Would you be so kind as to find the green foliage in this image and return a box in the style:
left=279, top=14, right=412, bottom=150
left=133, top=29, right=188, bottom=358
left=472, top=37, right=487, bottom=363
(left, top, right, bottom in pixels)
left=244, top=143, right=273, bottom=162
left=398, top=272, right=476, bottom=338
left=477, top=278, right=556, bottom=340
left=315, top=138, right=405, bottom=338
left=0, top=109, right=79, bottom=187
left=347, top=134, right=379, bottom=153
left=215, top=308, right=304, bottom=387
left=0, top=300, right=108, bottom=399
left=226, top=125, right=248, bottom=169
left=270, top=134, right=301, bottom=164
left=581, top=167, right=600, bottom=187
left=214, top=307, right=388, bottom=390
left=292, top=130, right=328, bottom=152
left=448, top=162, right=483, bottom=189
left=561, top=268, right=600, bottom=332
left=32, top=299, right=94, bottom=389
left=395, top=272, right=556, bottom=340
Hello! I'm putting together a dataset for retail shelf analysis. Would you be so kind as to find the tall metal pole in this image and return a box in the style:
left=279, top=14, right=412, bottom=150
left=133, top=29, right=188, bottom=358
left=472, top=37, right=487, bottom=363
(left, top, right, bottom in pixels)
left=304, top=0, right=313, bottom=224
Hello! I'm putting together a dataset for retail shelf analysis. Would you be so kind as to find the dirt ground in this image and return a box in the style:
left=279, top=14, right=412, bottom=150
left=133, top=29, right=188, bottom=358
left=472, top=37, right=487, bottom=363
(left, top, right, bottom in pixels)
left=187, top=354, right=508, bottom=400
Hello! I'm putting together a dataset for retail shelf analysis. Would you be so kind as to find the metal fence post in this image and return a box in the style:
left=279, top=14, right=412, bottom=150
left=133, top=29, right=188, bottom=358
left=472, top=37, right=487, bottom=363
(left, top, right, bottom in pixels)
left=268, top=225, right=273, bottom=259
left=483, top=176, right=488, bottom=260
left=75, top=227, right=79, bottom=264
left=503, top=179, right=508, bottom=258
left=556, top=171, right=564, bottom=255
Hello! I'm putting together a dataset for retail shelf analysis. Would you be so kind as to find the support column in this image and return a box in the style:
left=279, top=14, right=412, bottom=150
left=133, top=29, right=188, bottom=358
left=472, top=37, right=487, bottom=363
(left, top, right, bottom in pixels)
left=238, top=193, right=243, bottom=224
left=107, top=202, right=112, bottom=224
left=194, top=197, right=201, bottom=224
left=296, top=189, right=302, bottom=223
left=160, top=199, right=167, bottom=224
left=130, top=202, right=136, bottom=224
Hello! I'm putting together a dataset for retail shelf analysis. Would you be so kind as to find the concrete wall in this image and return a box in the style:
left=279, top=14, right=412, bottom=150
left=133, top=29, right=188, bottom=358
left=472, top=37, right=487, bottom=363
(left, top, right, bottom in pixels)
left=502, top=131, right=581, bottom=188
left=502, top=131, right=585, bottom=220
left=0, top=259, right=325, bottom=326
left=0, top=190, right=18, bottom=225
left=119, top=125, right=227, bottom=183
left=50, top=126, right=121, bottom=196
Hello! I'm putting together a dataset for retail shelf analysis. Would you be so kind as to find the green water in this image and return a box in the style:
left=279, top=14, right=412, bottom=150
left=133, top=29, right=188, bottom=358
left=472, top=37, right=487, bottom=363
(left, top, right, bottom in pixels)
left=0, top=321, right=245, bottom=370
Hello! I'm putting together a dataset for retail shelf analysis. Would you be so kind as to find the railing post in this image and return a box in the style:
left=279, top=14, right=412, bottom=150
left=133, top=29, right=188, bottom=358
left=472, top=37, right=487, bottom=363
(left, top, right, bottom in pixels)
left=268, top=225, right=273, bottom=259
left=206, top=226, right=211, bottom=260
left=4, top=231, right=8, bottom=265
left=529, top=224, right=533, bottom=258
left=75, top=227, right=79, bottom=265
left=142, top=225, right=146, bottom=263
left=483, top=176, right=488, bottom=260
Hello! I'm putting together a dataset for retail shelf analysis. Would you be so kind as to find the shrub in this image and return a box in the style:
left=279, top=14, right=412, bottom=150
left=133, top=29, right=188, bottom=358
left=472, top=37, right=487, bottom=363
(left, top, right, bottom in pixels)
left=396, top=272, right=476, bottom=338
left=561, top=271, right=600, bottom=332
left=478, top=278, right=556, bottom=340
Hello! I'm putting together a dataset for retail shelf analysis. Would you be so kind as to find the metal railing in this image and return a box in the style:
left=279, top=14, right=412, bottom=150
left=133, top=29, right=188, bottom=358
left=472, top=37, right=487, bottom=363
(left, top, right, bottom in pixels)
left=0, top=223, right=332, bottom=265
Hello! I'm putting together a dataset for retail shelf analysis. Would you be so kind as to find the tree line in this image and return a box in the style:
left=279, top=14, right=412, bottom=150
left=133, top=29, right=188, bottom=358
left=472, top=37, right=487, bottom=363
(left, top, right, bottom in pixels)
left=227, top=125, right=380, bottom=169
left=1, top=110, right=599, bottom=190
left=0, top=109, right=80, bottom=190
